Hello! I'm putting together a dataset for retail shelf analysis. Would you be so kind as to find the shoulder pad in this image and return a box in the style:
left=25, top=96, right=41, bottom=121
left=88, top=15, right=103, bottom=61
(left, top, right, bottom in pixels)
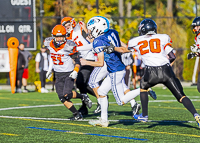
left=44, top=37, right=53, bottom=46
left=63, top=40, right=77, bottom=51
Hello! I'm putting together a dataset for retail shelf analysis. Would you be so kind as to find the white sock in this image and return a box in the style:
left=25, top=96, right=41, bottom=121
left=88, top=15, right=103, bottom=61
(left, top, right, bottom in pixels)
left=121, top=88, right=140, bottom=104
left=100, top=96, right=108, bottom=121
left=130, top=99, right=136, bottom=108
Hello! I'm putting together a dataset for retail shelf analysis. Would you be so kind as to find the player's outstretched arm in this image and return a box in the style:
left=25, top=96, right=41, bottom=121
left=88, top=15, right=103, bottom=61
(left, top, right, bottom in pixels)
left=103, top=43, right=130, bottom=54
left=80, top=52, right=104, bottom=67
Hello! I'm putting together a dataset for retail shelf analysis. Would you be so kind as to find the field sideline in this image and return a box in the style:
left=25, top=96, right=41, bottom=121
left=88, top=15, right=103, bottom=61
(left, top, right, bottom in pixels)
left=0, top=86, right=200, bottom=142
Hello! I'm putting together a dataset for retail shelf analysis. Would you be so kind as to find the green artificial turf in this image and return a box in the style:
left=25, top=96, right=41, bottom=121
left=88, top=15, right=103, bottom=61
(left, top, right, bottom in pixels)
left=0, top=87, right=200, bottom=142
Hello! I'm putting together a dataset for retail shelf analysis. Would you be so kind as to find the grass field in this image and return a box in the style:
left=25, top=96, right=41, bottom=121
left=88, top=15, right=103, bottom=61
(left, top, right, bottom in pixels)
left=0, top=86, right=200, bottom=142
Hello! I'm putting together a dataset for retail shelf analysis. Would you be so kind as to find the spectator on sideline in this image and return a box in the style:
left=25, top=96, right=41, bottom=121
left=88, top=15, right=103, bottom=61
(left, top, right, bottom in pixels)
left=35, top=45, right=50, bottom=93
left=18, top=43, right=32, bottom=93
left=16, top=49, right=25, bottom=93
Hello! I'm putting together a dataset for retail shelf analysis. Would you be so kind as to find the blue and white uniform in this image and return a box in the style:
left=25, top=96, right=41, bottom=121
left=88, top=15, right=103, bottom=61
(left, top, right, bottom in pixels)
left=92, top=29, right=131, bottom=105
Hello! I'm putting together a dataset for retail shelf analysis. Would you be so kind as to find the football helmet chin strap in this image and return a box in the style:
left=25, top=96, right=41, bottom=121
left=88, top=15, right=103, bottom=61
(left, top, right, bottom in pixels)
left=54, top=37, right=66, bottom=47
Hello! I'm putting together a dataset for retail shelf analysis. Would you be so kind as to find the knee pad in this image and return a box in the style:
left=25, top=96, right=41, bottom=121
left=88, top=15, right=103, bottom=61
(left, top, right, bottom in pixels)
left=64, top=92, right=73, bottom=100
left=59, top=96, right=67, bottom=103
left=59, top=92, right=73, bottom=103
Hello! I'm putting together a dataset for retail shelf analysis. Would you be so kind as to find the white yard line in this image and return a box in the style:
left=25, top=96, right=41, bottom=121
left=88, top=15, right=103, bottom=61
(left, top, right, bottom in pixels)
left=0, top=100, right=198, bottom=124
left=0, top=98, right=200, bottom=111
left=0, top=115, right=196, bottom=124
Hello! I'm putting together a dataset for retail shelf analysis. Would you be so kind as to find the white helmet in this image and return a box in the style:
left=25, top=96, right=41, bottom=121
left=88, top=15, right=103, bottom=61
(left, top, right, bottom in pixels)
left=87, top=16, right=110, bottom=38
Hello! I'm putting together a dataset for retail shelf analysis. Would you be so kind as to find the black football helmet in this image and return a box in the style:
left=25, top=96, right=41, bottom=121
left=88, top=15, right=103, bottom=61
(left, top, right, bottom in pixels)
left=191, top=17, right=200, bottom=35
left=138, top=19, right=157, bottom=36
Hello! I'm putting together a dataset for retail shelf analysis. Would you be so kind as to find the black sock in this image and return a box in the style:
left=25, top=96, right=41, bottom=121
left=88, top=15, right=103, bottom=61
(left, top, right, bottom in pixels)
left=69, top=105, right=78, bottom=114
left=182, top=97, right=197, bottom=116
left=81, top=101, right=86, bottom=107
left=140, top=91, right=149, bottom=117
left=24, top=86, right=27, bottom=90
left=76, top=92, right=84, bottom=99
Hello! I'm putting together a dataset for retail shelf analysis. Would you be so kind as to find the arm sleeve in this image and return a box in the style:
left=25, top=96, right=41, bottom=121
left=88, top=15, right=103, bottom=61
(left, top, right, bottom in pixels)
left=76, top=43, right=93, bottom=51
left=167, top=50, right=176, bottom=63
left=74, top=56, right=81, bottom=65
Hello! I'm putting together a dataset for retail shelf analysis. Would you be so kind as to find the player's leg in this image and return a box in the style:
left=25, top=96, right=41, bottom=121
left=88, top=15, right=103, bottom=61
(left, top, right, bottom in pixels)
left=197, top=72, right=200, bottom=93
left=88, top=62, right=109, bottom=113
left=122, top=78, right=141, bottom=116
left=163, top=65, right=200, bottom=127
left=76, top=65, right=94, bottom=115
left=55, top=72, right=91, bottom=120
left=124, top=65, right=131, bottom=87
left=134, top=66, right=158, bottom=122
left=16, top=69, right=24, bottom=93
left=89, top=76, right=111, bottom=127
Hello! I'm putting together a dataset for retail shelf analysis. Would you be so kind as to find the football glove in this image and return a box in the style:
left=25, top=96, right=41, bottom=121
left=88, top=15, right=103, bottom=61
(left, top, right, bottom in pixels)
left=69, top=71, right=78, bottom=79
left=103, top=43, right=115, bottom=54
left=190, top=44, right=200, bottom=53
left=187, top=52, right=197, bottom=60
left=46, top=71, right=52, bottom=80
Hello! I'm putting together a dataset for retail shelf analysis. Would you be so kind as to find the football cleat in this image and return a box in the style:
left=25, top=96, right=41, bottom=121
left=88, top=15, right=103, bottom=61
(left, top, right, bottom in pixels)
left=194, top=113, right=200, bottom=128
left=132, top=103, right=141, bottom=116
left=93, top=102, right=101, bottom=114
left=70, top=112, right=83, bottom=121
left=148, top=88, right=157, bottom=100
left=134, top=113, right=148, bottom=122
left=78, top=105, right=88, bottom=116
left=89, top=118, right=109, bottom=127
left=82, top=94, right=92, bottom=109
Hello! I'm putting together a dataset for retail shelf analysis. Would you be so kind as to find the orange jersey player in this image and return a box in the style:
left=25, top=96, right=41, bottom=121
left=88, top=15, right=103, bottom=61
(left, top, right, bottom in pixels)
left=44, top=24, right=92, bottom=120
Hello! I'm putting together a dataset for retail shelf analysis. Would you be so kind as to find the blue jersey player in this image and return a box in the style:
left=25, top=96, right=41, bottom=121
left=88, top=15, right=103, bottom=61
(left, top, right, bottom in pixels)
left=80, top=16, right=143, bottom=127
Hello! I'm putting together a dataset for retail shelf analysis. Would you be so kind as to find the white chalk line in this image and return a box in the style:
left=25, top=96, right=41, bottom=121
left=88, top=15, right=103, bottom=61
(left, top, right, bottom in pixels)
left=1, top=98, right=200, bottom=111
left=0, top=115, right=196, bottom=124
left=0, top=99, right=199, bottom=124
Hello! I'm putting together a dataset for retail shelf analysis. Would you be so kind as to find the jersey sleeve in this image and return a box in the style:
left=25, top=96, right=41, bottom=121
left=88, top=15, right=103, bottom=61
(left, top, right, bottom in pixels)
left=163, top=34, right=172, bottom=50
left=92, top=39, right=105, bottom=54
left=163, top=34, right=173, bottom=54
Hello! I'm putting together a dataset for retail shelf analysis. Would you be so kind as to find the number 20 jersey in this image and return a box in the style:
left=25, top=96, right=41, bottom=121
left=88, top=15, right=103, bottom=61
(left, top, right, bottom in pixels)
left=128, top=34, right=173, bottom=67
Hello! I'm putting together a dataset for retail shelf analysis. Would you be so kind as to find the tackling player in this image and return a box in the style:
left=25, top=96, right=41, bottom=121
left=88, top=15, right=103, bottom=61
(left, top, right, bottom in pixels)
left=44, top=25, right=92, bottom=120
left=61, top=17, right=96, bottom=115
left=80, top=16, right=151, bottom=127
left=104, top=19, right=200, bottom=128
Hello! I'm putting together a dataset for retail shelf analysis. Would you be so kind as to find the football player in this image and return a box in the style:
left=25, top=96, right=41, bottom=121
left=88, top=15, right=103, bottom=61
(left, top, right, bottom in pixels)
left=44, top=25, right=92, bottom=120
left=80, top=16, right=148, bottom=127
left=187, top=17, right=200, bottom=93
left=61, top=17, right=96, bottom=115
left=104, top=19, right=200, bottom=128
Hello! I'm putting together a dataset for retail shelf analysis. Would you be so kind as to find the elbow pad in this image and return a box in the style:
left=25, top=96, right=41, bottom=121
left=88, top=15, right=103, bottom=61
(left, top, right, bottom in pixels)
left=168, top=51, right=176, bottom=63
